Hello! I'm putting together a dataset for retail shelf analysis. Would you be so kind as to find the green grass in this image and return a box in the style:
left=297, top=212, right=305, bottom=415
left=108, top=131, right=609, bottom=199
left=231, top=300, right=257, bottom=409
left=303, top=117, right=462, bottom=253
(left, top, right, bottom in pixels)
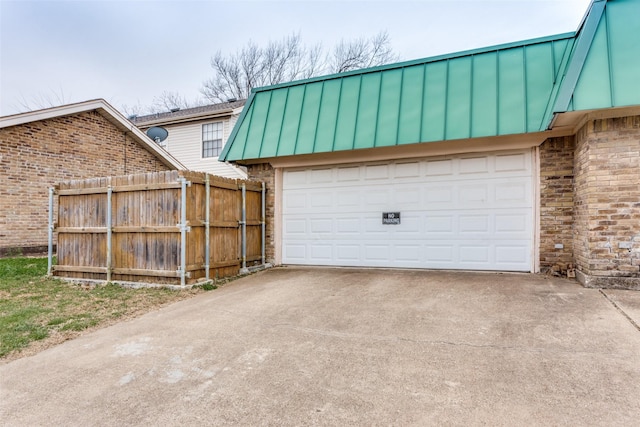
left=0, top=257, right=203, bottom=360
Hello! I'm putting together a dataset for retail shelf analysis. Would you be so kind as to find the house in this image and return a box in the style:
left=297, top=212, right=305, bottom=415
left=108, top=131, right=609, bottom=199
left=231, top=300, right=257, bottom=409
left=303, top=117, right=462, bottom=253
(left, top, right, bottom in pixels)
left=0, top=99, right=185, bottom=256
left=221, top=0, right=640, bottom=289
left=132, top=100, right=247, bottom=179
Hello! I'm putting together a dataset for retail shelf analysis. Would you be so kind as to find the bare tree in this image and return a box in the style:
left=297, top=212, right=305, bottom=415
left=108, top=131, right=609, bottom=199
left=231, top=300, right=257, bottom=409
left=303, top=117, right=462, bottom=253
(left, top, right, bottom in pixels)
left=120, top=102, right=148, bottom=118
left=151, top=90, right=206, bottom=112
left=121, top=91, right=207, bottom=118
left=201, top=31, right=397, bottom=103
left=329, top=31, right=398, bottom=73
left=13, top=87, right=70, bottom=113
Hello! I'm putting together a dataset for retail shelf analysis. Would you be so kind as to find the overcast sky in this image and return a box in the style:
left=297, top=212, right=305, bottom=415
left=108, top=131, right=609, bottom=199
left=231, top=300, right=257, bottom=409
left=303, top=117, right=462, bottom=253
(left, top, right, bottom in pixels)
left=0, top=0, right=592, bottom=117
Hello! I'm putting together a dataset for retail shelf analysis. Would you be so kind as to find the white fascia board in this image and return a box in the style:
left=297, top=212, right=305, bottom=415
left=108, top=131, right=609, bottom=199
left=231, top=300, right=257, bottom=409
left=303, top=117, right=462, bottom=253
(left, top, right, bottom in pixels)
left=0, top=99, right=108, bottom=128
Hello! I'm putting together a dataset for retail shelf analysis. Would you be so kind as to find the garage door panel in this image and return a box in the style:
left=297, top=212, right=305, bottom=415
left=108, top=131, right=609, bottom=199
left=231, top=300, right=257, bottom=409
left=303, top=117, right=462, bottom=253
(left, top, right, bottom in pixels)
left=495, top=214, right=529, bottom=233
left=425, top=186, right=454, bottom=204
left=395, top=162, right=421, bottom=177
left=425, top=159, right=454, bottom=176
left=284, top=192, right=307, bottom=209
left=310, top=192, right=333, bottom=208
left=459, top=156, right=490, bottom=174
left=495, top=181, right=529, bottom=201
left=284, top=244, right=307, bottom=260
left=337, top=191, right=360, bottom=207
left=425, top=245, right=456, bottom=263
left=365, top=164, right=390, bottom=180
left=395, top=188, right=422, bottom=205
left=459, top=245, right=491, bottom=263
left=425, top=215, right=455, bottom=233
left=459, top=215, right=490, bottom=233
left=284, top=218, right=306, bottom=234
left=282, top=150, right=533, bottom=271
left=310, top=219, right=332, bottom=233
left=495, top=152, right=528, bottom=171
left=336, top=218, right=361, bottom=234
left=337, top=245, right=360, bottom=260
left=311, top=245, right=332, bottom=260
left=496, top=245, right=529, bottom=264
left=310, top=168, right=333, bottom=183
left=337, top=166, right=360, bottom=181
left=395, top=245, right=422, bottom=262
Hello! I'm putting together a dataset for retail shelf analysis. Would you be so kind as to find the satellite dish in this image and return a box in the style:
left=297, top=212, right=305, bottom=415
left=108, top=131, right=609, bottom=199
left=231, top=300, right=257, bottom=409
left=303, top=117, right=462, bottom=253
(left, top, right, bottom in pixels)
left=146, top=126, right=168, bottom=144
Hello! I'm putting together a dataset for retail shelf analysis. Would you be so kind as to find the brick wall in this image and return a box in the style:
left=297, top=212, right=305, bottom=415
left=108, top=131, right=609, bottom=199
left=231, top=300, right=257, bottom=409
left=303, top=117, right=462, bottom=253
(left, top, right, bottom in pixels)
left=246, top=163, right=275, bottom=263
left=0, top=110, right=171, bottom=253
left=573, top=115, right=640, bottom=287
left=539, top=136, right=575, bottom=271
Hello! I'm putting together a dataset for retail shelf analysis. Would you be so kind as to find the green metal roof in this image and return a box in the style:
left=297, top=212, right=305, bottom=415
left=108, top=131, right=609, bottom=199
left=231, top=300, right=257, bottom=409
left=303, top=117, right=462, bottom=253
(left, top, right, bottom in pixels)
left=221, top=0, right=640, bottom=162
left=563, top=0, right=640, bottom=112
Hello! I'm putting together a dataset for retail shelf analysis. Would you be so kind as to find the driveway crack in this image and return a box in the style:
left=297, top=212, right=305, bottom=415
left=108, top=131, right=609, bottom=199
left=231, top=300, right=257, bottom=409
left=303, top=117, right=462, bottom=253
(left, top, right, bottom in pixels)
left=600, top=289, right=640, bottom=332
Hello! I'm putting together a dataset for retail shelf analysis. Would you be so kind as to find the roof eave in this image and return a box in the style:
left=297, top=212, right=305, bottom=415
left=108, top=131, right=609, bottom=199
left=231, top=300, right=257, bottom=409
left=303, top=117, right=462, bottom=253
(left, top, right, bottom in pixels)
left=0, top=99, right=187, bottom=171
left=134, top=108, right=236, bottom=128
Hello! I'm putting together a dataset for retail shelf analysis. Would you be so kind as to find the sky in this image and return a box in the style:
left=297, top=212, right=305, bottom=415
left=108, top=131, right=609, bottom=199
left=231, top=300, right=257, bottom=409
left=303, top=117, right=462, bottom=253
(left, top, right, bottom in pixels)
left=0, top=0, right=593, bottom=117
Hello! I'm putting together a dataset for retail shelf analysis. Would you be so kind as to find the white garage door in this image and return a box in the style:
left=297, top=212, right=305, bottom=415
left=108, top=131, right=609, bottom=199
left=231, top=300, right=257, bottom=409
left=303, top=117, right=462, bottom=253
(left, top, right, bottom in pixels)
left=282, top=150, right=534, bottom=272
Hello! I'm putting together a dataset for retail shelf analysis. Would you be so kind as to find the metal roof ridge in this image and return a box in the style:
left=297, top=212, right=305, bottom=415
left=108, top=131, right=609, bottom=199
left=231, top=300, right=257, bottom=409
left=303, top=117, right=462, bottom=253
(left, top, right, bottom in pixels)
left=219, top=92, right=257, bottom=161
left=249, top=32, right=577, bottom=94
left=550, top=0, right=607, bottom=115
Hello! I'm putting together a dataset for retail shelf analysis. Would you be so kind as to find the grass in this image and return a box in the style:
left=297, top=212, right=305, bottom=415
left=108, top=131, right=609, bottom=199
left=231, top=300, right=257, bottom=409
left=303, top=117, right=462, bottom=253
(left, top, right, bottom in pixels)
left=0, top=257, right=206, bottom=361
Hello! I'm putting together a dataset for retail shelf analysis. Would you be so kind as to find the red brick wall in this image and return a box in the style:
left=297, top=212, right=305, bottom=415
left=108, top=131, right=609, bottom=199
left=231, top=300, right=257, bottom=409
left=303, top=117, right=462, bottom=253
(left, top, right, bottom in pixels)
left=246, top=163, right=275, bottom=263
left=574, top=115, right=640, bottom=284
left=539, top=136, right=575, bottom=271
left=0, top=110, right=172, bottom=253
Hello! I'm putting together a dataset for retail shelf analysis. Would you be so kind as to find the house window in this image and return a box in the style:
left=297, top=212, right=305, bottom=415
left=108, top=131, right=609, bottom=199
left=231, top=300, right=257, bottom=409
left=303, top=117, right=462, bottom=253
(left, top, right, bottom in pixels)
left=202, top=122, right=223, bottom=158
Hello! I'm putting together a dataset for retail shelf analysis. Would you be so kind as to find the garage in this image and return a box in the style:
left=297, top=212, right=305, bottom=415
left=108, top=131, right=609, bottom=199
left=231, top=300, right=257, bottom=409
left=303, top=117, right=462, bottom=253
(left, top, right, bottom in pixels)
left=221, top=0, right=640, bottom=284
left=282, top=150, right=534, bottom=271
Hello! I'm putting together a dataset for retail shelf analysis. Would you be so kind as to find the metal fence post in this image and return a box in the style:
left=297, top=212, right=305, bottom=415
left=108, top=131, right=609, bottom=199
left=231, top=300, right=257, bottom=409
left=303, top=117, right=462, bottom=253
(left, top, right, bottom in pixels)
left=240, top=183, right=248, bottom=274
left=178, top=177, right=191, bottom=287
left=47, top=187, right=54, bottom=276
left=106, top=185, right=113, bottom=282
left=261, top=182, right=266, bottom=266
left=205, top=174, right=211, bottom=281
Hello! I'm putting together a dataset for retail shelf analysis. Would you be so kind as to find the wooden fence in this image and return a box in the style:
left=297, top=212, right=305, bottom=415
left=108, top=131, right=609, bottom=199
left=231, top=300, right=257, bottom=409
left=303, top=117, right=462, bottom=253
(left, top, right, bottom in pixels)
left=48, top=170, right=265, bottom=286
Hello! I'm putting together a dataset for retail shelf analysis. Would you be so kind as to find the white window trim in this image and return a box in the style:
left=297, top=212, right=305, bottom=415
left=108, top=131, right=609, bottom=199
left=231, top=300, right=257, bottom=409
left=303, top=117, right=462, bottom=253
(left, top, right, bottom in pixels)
left=201, top=121, right=224, bottom=159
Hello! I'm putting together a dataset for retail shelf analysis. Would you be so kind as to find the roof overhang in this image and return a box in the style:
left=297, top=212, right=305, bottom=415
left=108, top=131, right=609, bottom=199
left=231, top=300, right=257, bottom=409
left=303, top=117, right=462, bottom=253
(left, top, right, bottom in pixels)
left=549, top=105, right=640, bottom=136
left=0, top=99, right=186, bottom=170
left=239, top=132, right=552, bottom=169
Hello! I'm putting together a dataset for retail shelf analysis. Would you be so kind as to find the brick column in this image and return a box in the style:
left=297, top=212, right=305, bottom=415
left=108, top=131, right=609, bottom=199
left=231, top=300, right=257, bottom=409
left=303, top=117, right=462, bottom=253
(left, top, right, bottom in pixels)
left=246, top=163, right=276, bottom=263
left=539, top=136, right=575, bottom=273
left=573, top=115, right=640, bottom=289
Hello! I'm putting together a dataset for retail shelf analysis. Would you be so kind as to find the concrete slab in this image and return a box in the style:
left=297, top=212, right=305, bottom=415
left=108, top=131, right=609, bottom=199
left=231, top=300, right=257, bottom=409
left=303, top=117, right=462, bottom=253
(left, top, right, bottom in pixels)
left=2, top=267, right=640, bottom=426
left=602, top=289, right=640, bottom=329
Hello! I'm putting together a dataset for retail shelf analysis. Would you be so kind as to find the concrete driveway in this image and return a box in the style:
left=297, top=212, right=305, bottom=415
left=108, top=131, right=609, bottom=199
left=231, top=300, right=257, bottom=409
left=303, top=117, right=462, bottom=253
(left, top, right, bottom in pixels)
left=2, top=267, right=640, bottom=426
